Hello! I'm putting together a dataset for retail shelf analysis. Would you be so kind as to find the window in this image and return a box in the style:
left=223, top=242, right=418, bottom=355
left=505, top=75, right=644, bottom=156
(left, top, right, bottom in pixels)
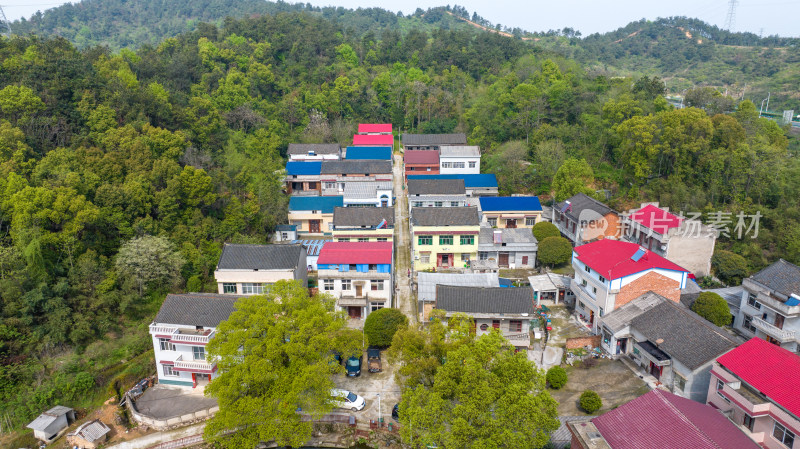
left=577, top=301, right=584, bottom=310
left=479, top=251, right=489, bottom=261
left=369, top=264, right=377, bottom=271
left=420, top=253, right=430, bottom=264
left=454, top=162, right=465, bottom=168
left=492, top=320, right=500, bottom=329
left=773, top=421, right=795, bottom=447
left=325, top=182, right=336, bottom=189
left=338, top=238, right=350, bottom=242
left=468, top=161, right=476, bottom=168
left=192, top=346, right=205, bottom=360
left=377, top=238, right=388, bottom=242
left=418, top=235, right=433, bottom=245
left=460, top=253, right=470, bottom=262
left=743, top=314, right=757, bottom=333
left=675, top=374, right=686, bottom=392
left=585, top=265, right=591, bottom=273
left=487, top=218, right=497, bottom=227
left=747, top=293, right=761, bottom=310
left=414, top=201, right=423, bottom=207
left=599, top=307, right=604, bottom=317
left=159, top=338, right=174, bottom=351
left=441, top=162, right=452, bottom=168
left=241, top=283, right=264, bottom=294
left=163, top=365, right=176, bottom=376
left=460, top=235, right=474, bottom=245
left=323, top=279, right=334, bottom=291
left=743, top=414, right=755, bottom=432
left=434, top=201, right=443, bottom=207
left=598, top=275, right=606, bottom=283
left=370, top=302, right=384, bottom=312
left=451, top=201, right=460, bottom=207
left=716, top=379, right=725, bottom=391
left=439, top=235, right=453, bottom=245
left=342, top=279, right=352, bottom=291
left=526, top=217, right=536, bottom=226
left=602, top=328, right=611, bottom=345
left=582, top=279, right=588, bottom=287
left=358, top=238, right=369, bottom=242
left=592, top=286, right=597, bottom=294
left=222, top=283, right=237, bottom=294
left=371, top=280, right=384, bottom=291
left=509, top=320, right=522, bottom=332
left=349, top=264, right=357, bottom=271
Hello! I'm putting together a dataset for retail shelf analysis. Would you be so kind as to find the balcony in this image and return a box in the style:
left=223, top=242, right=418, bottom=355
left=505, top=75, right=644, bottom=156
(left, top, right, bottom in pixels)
left=751, top=317, right=798, bottom=343
left=173, top=355, right=215, bottom=373
left=149, top=325, right=216, bottom=345
left=503, top=332, right=531, bottom=347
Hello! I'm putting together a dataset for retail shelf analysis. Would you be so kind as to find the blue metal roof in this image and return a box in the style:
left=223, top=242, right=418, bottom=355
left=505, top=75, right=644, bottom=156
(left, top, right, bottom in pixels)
left=344, top=146, right=392, bottom=160
left=479, top=196, right=542, bottom=212
left=406, top=174, right=498, bottom=188
left=286, top=161, right=322, bottom=176
left=292, top=239, right=331, bottom=257
left=288, top=196, right=343, bottom=213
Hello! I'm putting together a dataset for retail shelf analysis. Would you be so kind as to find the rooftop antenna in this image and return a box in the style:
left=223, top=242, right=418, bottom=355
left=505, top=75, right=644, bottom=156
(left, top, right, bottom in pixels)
left=724, top=0, right=738, bottom=32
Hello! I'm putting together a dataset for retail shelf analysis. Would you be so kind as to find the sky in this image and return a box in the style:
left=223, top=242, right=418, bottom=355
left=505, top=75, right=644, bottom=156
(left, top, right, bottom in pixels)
left=4, top=0, right=800, bottom=38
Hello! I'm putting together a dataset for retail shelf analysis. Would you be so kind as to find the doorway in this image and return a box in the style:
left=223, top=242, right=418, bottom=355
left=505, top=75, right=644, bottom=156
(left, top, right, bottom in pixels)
left=348, top=306, right=362, bottom=319
left=505, top=219, right=517, bottom=228
left=499, top=253, right=510, bottom=268
left=380, top=195, right=389, bottom=207
left=194, top=373, right=210, bottom=388
left=589, top=310, right=594, bottom=326
left=440, top=254, right=450, bottom=267
left=355, top=284, right=363, bottom=298
left=309, top=220, right=320, bottom=233
left=649, top=362, right=662, bottom=380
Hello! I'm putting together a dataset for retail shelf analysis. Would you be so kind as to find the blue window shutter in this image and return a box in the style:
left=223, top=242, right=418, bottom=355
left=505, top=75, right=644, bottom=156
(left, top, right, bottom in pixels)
left=357, top=264, right=368, bottom=272
left=340, top=264, right=349, bottom=272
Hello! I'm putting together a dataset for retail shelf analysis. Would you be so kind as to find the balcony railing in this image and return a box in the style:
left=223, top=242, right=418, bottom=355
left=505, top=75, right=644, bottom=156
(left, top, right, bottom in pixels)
left=173, top=355, right=215, bottom=372
left=149, top=325, right=216, bottom=344
left=751, top=318, right=798, bottom=343
left=504, top=332, right=531, bottom=347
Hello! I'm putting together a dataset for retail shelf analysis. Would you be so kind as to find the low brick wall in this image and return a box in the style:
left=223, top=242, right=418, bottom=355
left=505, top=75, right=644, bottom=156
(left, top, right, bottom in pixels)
left=565, top=335, right=601, bottom=350
left=127, top=393, right=218, bottom=431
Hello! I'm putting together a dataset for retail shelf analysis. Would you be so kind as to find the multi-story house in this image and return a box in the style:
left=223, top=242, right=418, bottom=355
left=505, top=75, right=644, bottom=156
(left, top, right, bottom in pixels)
left=621, top=202, right=717, bottom=277
left=401, top=133, right=467, bottom=151
left=403, top=150, right=440, bottom=180
left=344, top=146, right=392, bottom=161
left=285, top=161, right=322, bottom=195
left=571, top=239, right=691, bottom=332
left=736, top=259, right=800, bottom=353
left=479, top=196, right=542, bottom=228
left=287, top=143, right=341, bottom=161
left=406, top=174, right=498, bottom=200
left=342, top=181, right=393, bottom=208
left=149, top=293, right=242, bottom=389
left=553, top=193, right=620, bottom=245
left=288, top=196, right=343, bottom=235
left=435, top=285, right=535, bottom=348
left=474, top=227, right=537, bottom=271
left=317, top=242, right=393, bottom=320
left=407, top=179, right=467, bottom=210
left=331, top=207, right=394, bottom=242
left=319, top=160, right=393, bottom=207
left=417, top=272, right=499, bottom=320
left=410, top=207, right=480, bottom=271
left=352, top=133, right=393, bottom=147
left=708, top=337, right=800, bottom=449
left=214, top=243, right=308, bottom=294
left=357, top=123, right=392, bottom=135
left=438, top=146, right=480, bottom=174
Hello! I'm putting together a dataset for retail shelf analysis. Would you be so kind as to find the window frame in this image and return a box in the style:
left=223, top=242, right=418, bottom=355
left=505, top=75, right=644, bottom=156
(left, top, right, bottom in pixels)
left=323, top=279, right=335, bottom=291
left=241, top=283, right=264, bottom=295
left=163, top=365, right=176, bottom=376
left=192, top=346, right=205, bottom=361
left=525, top=217, right=536, bottom=226
left=222, top=283, right=237, bottom=294
left=371, top=279, right=384, bottom=291
left=439, top=235, right=454, bottom=245
left=418, top=235, right=433, bottom=246
left=460, top=235, right=474, bottom=245
left=773, top=421, right=795, bottom=447
left=341, top=279, right=352, bottom=291
left=159, top=338, right=174, bottom=351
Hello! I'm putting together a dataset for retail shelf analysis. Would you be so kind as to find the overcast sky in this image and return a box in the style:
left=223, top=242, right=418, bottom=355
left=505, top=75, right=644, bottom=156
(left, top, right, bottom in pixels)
left=5, top=0, right=800, bottom=37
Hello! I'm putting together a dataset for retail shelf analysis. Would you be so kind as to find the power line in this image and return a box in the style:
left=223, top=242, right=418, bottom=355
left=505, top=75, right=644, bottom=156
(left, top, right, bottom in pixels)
left=724, top=0, right=738, bottom=31
left=0, top=5, right=12, bottom=35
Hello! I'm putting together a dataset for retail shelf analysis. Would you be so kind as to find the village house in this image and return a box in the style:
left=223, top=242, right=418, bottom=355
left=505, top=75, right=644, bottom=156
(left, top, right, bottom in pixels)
left=567, top=389, right=760, bottom=449
left=473, top=227, right=538, bottom=271
left=401, top=133, right=467, bottom=151
left=66, top=419, right=111, bottom=449
left=317, top=242, right=393, bottom=321
left=342, top=181, right=393, bottom=208
left=403, top=149, right=440, bottom=180
left=26, top=406, right=76, bottom=443
left=406, top=174, right=499, bottom=200
left=571, top=239, right=691, bottom=332
left=285, top=161, right=322, bottom=195
left=435, top=285, right=535, bottom=348
left=410, top=207, right=480, bottom=271
left=287, top=143, right=341, bottom=161
left=357, top=123, right=392, bottom=135
left=417, top=272, right=500, bottom=321
left=149, top=293, right=242, bottom=389
left=332, top=207, right=394, bottom=242
left=352, top=133, right=394, bottom=147
left=735, top=259, right=800, bottom=353
left=407, top=178, right=468, bottom=209
left=344, top=146, right=393, bottom=160
left=553, top=193, right=620, bottom=245
left=707, top=337, right=800, bottom=449
left=292, top=238, right=328, bottom=271
left=528, top=273, right=574, bottom=305
left=438, top=146, right=481, bottom=174
left=288, top=195, right=343, bottom=234
left=621, top=202, right=717, bottom=277
left=274, top=224, right=298, bottom=242
left=214, top=243, right=308, bottom=294
left=319, top=160, right=393, bottom=207
left=479, top=196, right=543, bottom=228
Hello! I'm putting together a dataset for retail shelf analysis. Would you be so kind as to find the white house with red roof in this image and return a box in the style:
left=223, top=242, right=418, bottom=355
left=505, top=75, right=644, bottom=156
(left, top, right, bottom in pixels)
left=621, top=202, right=717, bottom=277
left=571, top=239, right=691, bottom=333
left=317, top=242, right=393, bottom=321
left=707, top=337, right=800, bottom=449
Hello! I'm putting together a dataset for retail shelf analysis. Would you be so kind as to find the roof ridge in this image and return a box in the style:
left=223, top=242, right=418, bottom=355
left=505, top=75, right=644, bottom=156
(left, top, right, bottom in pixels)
left=655, top=391, right=724, bottom=449
left=661, top=299, right=736, bottom=344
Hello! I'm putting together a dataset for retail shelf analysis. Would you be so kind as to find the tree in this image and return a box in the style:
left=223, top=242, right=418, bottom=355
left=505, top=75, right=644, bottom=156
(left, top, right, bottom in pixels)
left=632, top=75, right=665, bottom=101
left=711, top=250, right=748, bottom=285
left=546, top=366, right=567, bottom=389
left=204, top=280, right=362, bottom=448
left=532, top=222, right=560, bottom=242
left=691, top=292, right=731, bottom=327
left=579, top=390, right=602, bottom=413
left=115, top=235, right=185, bottom=295
left=552, top=158, right=594, bottom=201
left=538, top=236, right=572, bottom=267
left=364, top=307, right=408, bottom=348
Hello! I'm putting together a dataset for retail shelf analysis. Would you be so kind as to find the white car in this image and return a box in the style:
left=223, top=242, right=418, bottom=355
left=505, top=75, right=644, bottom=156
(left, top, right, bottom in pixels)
left=331, top=388, right=366, bottom=411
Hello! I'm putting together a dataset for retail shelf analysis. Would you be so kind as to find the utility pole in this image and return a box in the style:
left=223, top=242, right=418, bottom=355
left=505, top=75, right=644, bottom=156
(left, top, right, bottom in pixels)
left=0, top=5, right=12, bottom=36
left=724, top=0, right=738, bottom=32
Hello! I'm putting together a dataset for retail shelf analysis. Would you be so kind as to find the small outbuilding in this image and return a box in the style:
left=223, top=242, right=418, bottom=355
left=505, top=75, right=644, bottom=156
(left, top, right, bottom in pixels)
left=26, top=405, right=76, bottom=443
left=66, top=419, right=111, bottom=449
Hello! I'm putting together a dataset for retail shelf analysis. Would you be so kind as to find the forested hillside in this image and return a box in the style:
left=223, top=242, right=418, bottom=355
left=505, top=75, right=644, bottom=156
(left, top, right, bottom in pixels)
left=1, top=7, right=799, bottom=432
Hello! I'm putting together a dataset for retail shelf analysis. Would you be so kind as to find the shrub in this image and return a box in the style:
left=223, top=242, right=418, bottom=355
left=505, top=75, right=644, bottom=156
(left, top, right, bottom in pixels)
left=538, top=236, right=573, bottom=266
left=691, top=291, right=732, bottom=327
left=579, top=390, right=602, bottom=413
left=532, top=222, right=560, bottom=241
left=186, top=275, right=203, bottom=292
left=546, top=366, right=568, bottom=389
left=711, top=250, right=749, bottom=285
left=364, top=308, right=408, bottom=348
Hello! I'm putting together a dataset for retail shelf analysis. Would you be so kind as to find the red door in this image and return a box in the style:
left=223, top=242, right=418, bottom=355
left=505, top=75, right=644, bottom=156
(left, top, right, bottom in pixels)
left=309, top=220, right=320, bottom=233
left=522, top=256, right=529, bottom=266
left=348, top=306, right=362, bottom=319
left=506, top=219, right=517, bottom=228
left=499, top=253, right=509, bottom=267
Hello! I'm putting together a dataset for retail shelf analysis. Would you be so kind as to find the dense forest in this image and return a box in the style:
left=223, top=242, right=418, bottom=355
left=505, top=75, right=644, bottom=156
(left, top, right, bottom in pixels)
left=1, top=4, right=799, bottom=432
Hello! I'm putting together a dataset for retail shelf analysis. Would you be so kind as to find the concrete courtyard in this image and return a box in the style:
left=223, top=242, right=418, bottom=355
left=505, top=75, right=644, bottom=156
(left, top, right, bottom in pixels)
left=331, top=349, right=402, bottom=424
left=133, top=385, right=218, bottom=420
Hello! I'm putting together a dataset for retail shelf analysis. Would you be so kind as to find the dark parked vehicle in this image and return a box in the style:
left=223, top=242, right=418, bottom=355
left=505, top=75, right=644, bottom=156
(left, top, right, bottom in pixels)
left=391, top=403, right=399, bottom=421
left=367, top=346, right=382, bottom=373
left=345, top=355, right=362, bottom=377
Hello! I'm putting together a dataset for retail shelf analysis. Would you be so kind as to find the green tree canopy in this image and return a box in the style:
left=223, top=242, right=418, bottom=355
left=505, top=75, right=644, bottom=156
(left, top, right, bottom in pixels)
left=364, top=307, right=408, bottom=348
left=114, top=235, right=185, bottom=295
left=546, top=366, right=568, bottom=389
left=691, top=291, right=732, bottom=327
left=579, top=390, right=602, bottom=413
left=711, top=250, right=749, bottom=286
left=532, top=221, right=560, bottom=241
left=552, top=158, right=594, bottom=201
left=538, top=236, right=573, bottom=266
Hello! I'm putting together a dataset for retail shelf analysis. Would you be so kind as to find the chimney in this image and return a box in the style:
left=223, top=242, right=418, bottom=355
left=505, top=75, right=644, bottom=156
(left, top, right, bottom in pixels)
left=493, top=231, right=502, bottom=244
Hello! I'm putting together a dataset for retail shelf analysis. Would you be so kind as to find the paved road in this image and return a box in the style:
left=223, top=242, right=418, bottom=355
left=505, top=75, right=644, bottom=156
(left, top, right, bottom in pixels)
left=105, top=423, right=205, bottom=449
left=393, top=153, right=417, bottom=323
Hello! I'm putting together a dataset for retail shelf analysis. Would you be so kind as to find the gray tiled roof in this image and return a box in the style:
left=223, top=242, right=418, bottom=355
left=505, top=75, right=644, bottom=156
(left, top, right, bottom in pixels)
left=321, top=160, right=392, bottom=175
left=750, top=259, right=800, bottom=299
left=402, top=133, right=467, bottom=146
left=418, top=272, right=500, bottom=302
left=601, top=292, right=667, bottom=333
left=556, top=193, right=614, bottom=221
left=411, top=207, right=479, bottom=226
left=287, top=143, right=341, bottom=155
left=217, top=243, right=304, bottom=270
left=436, top=285, right=535, bottom=314
left=68, top=420, right=111, bottom=442
left=439, top=145, right=480, bottom=157
left=27, top=406, right=74, bottom=431
left=154, top=293, right=242, bottom=327
left=629, top=300, right=737, bottom=370
left=478, top=227, right=538, bottom=247
left=408, top=179, right=466, bottom=195
left=333, top=207, right=395, bottom=227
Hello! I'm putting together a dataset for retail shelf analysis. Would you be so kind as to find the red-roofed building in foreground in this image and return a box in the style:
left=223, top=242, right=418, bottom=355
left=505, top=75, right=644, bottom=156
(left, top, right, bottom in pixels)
left=621, top=202, right=717, bottom=277
left=707, top=337, right=800, bottom=449
left=352, top=134, right=394, bottom=147
left=357, top=123, right=392, bottom=135
left=316, top=242, right=393, bottom=320
left=403, top=150, right=440, bottom=180
left=571, top=239, right=690, bottom=332
left=568, top=389, right=760, bottom=449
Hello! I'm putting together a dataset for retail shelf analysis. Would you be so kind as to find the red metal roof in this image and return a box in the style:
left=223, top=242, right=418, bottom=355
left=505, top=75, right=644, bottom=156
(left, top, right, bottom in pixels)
left=404, top=150, right=440, bottom=164
left=574, top=239, right=689, bottom=280
left=592, top=390, right=760, bottom=449
left=629, top=204, right=683, bottom=234
left=353, top=134, right=394, bottom=146
left=317, top=242, right=393, bottom=264
left=717, top=337, right=800, bottom=417
left=358, top=124, right=392, bottom=134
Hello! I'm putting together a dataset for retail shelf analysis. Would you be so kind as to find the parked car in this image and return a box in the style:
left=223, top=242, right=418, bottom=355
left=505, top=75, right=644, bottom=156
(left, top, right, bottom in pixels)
left=367, top=346, right=382, bottom=373
left=391, top=403, right=399, bottom=421
left=331, top=388, right=366, bottom=411
left=345, top=355, right=362, bottom=377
